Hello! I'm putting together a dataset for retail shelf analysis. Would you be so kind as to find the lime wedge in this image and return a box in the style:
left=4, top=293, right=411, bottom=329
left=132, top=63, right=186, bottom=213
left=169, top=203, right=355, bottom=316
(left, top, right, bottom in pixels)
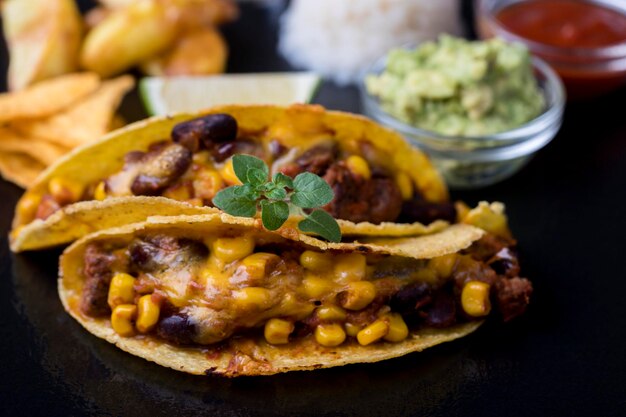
left=140, top=72, right=321, bottom=116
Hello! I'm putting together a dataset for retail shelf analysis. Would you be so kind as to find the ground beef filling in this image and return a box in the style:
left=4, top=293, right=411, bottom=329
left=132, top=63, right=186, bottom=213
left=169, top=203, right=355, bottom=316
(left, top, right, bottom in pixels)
left=322, top=162, right=403, bottom=224
left=78, top=232, right=531, bottom=348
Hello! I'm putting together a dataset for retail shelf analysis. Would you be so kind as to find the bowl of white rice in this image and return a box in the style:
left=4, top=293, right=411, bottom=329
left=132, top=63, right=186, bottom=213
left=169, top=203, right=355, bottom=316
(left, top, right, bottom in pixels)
left=278, top=0, right=462, bottom=85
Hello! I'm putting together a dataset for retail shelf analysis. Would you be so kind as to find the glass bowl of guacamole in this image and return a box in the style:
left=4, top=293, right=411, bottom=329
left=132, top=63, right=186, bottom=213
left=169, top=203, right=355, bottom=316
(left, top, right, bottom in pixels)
left=360, top=36, right=565, bottom=189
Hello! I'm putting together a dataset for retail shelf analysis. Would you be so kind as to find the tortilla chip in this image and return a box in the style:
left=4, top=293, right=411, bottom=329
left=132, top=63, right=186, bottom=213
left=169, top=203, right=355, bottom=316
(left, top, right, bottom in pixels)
left=0, top=127, right=69, bottom=165
left=0, top=72, right=100, bottom=122
left=12, top=75, right=134, bottom=147
left=3, top=0, right=82, bottom=91
left=0, top=151, right=46, bottom=188
left=59, top=213, right=484, bottom=376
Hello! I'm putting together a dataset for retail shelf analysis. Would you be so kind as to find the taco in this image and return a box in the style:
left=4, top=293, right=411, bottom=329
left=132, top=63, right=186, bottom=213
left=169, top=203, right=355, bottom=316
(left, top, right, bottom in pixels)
left=59, top=213, right=532, bottom=376
left=11, top=104, right=453, bottom=252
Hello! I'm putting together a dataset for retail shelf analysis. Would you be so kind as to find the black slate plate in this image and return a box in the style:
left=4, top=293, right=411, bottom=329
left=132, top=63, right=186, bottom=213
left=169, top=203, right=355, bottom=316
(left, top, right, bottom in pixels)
left=1, top=3, right=626, bottom=417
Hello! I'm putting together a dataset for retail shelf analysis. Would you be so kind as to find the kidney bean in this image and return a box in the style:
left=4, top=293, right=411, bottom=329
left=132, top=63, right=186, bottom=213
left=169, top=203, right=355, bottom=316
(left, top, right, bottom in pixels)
left=156, top=313, right=196, bottom=345
left=130, top=144, right=192, bottom=196
left=390, top=282, right=432, bottom=316
left=211, top=142, right=237, bottom=162
left=488, top=247, right=521, bottom=278
left=172, top=114, right=238, bottom=152
left=421, top=290, right=457, bottom=328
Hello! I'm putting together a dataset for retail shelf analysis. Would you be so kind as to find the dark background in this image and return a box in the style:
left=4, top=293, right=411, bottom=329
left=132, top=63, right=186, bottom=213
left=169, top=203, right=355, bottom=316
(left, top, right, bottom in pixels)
left=1, top=2, right=626, bottom=416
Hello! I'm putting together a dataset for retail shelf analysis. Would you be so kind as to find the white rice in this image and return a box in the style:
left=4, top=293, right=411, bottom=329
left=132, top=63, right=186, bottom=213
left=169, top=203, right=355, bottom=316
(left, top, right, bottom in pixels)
left=278, top=0, right=462, bottom=85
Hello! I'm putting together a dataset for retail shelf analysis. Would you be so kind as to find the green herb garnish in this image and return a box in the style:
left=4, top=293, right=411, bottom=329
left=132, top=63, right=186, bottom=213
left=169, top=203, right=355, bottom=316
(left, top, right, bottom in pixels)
left=213, top=155, right=341, bottom=242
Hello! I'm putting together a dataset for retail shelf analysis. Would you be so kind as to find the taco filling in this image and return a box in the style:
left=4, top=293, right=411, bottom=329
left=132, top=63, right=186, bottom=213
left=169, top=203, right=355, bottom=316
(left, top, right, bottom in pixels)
left=27, top=112, right=454, bottom=227
left=73, top=228, right=531, bottom=354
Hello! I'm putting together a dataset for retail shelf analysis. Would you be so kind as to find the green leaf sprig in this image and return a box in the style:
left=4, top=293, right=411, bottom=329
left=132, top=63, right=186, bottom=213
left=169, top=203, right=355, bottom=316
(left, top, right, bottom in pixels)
left=213, top=155, right=341, bottom=242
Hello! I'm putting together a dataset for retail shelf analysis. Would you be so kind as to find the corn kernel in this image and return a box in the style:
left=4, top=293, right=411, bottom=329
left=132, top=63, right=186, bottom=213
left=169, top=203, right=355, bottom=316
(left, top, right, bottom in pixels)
left=334, top=253, right=366, bottom=283
left=428, top=254, right=458, bottom=279
left=48, top=177, right=83, bottom=205
left=277, top=293, right=316, bottom=320
left=242, top=252, right=279, bottom=281
left=338, top=281, right=377, bottom=310
left=383, top=313, right=409, bottom=342
left=107, top=272, right=135, bottom=309
left=233, top=287, right=272, bottom=309
left=299, top=250, right=333, bottom=273
left=357, top=319, right=389, bottom=346
left=220, top=159, right=242, bottom=185
left=16, top=193, right=41, bottom=221
left=300, top=274, right=335, bottom=300
left=212, top=236, right=255, bottom=263
left=136, top=295, right=161, bottom=333
left=111, top=304, right=137, bottom=337
left=316, top=305, right=347, bottom=321
left=193, top=168, right=224, bottom=200
left=264, top=318, right=294, bottom=345
left=345, top=155, right=371, bottom=180
left=396, top=172, right=414, bottom=200
left=461, top=281, right=492, bottom=317
left=191, top=150, right=208, bottom=164
left=344, top=322, right=362, bottom=337
left=162, top=183, right=192, bottom=201
left=314, top=323, right=346, bottom=347
left=94, top=181, right=107, bottom=201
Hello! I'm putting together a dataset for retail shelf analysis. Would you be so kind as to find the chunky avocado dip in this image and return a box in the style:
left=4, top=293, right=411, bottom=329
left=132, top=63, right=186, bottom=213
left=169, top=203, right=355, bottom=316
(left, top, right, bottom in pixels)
left=366, top=36, right=544, bottom=136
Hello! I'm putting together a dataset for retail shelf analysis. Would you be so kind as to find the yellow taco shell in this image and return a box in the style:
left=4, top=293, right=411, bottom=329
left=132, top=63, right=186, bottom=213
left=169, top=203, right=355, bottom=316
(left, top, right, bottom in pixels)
left=59, top=213, right=484, bottom=376
left=12, top=104, right=448, bottom=252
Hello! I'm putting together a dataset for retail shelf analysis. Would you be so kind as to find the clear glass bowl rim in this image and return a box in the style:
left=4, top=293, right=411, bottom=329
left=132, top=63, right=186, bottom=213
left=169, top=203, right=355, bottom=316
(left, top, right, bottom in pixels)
left=359, top=52, right=566, bottom=145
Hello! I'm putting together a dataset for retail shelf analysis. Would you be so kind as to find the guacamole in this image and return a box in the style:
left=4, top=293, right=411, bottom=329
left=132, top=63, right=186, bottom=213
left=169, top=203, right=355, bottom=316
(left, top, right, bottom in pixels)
left=366, top=36, right=545, bottom=136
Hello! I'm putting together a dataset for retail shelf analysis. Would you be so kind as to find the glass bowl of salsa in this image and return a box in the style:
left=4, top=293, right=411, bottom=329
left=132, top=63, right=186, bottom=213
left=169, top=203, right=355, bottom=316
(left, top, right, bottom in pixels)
left=476, top=0, right=626, bottom=99
left=360, top=44, right=565, bottom=189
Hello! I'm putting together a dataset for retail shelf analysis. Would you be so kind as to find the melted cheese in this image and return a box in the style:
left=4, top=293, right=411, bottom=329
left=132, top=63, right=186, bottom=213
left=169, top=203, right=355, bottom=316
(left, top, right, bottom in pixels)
left=128, top=233, right=432, bottom=345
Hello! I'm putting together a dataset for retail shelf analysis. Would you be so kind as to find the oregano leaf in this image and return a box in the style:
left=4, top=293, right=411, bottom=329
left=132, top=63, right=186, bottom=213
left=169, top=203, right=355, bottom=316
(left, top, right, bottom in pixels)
left=247, top=168, right=268, bottom=186
left=291, top=172, right=334, bottom=208
left=260, top=200, right=289, bottom=231
left=272, top=172, right=294, bottom=189
left=213, top=186, right=257, bottom=217
left=298, top=209, right=341, bottom=242
left=232, top=154, right=269, bottom=186
left=215, top=158, right=341, bottom=241
left=265, top=186, right=287, bottom=200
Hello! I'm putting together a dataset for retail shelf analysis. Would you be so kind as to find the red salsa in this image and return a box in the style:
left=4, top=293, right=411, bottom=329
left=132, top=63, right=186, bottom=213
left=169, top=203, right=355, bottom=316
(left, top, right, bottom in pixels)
left=496, top=0, right=626, bottom=48
left=488, top=0, right=626, bottom=98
